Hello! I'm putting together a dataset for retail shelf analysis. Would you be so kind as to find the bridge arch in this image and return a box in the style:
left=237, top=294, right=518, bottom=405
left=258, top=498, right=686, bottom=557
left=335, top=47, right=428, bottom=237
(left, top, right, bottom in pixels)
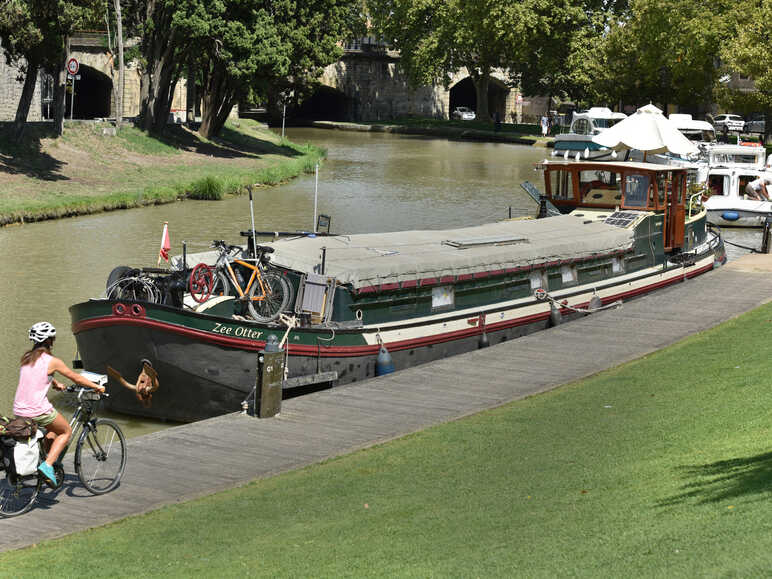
left=296, top=85, right=351, bottom=121
left=449, top=75, right=510, bottom=121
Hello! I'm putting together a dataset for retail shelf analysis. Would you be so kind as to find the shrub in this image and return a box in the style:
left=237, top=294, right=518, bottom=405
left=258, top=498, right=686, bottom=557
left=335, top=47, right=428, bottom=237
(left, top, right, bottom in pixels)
left=188, top=176, right=224, bottom=200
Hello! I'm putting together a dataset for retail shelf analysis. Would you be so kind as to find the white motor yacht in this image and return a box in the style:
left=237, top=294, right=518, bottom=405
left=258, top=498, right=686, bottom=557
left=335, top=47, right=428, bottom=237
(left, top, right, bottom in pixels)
left=552, top=107, right=627, bottom=161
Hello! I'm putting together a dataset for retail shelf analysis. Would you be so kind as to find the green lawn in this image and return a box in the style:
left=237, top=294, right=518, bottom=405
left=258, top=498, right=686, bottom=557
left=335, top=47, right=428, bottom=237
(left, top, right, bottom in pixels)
left=2, top=303, right=771, bottom=576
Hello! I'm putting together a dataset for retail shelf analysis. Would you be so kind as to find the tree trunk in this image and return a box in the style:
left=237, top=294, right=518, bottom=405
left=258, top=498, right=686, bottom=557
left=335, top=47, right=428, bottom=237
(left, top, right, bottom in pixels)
left=471, top=69, right=490, bottom=121
left=52, top=37, right=70, bottom=137
left=12, top=57, right=40, bottom=140
left=186, top=57, right=196, bottom=125
left=139, top=0, right=179, bottom=134
left=113, top=0, right=124, bottom=130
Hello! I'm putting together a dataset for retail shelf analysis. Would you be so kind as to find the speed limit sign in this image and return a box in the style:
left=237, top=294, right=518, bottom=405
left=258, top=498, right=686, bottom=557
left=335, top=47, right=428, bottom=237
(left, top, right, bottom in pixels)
left=66, top=58, right=79, bottom=76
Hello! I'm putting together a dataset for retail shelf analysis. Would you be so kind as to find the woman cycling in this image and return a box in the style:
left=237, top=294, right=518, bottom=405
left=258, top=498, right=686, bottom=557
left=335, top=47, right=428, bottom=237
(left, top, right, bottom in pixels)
left=13, top=322, right=104, bottom=486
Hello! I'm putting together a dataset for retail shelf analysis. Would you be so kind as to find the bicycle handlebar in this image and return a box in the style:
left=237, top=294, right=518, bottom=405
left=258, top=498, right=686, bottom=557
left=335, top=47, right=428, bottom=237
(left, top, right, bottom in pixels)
left=66, top=385, right=109, bottom=399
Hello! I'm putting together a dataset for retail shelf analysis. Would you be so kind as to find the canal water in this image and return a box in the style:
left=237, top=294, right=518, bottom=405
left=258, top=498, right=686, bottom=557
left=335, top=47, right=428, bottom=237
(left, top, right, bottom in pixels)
left=0, top=128, right=758, bottom=436
left=0, top=129, right=549, bottom=435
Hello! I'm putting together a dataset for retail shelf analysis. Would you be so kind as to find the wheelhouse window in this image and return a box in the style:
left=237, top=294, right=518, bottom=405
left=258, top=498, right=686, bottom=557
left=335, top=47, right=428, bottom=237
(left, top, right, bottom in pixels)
left=623, top=174, right=650, bottom=208
left=548, top=169, right=573, bottom=200
left=573, top=118, right=590, bottom=135
left=578, top=169, right=622, bottom=204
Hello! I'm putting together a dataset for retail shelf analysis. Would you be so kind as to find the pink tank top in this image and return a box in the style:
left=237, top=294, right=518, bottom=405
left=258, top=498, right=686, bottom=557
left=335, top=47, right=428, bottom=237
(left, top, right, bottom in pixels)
left=13, top=352, right=54, bottom=417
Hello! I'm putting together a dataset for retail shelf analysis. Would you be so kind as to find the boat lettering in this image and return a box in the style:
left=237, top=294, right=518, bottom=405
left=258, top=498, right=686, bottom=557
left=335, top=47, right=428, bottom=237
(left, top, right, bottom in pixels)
left=234, top=326, right=263, bottom=339
left=211, top=322, right=262, bottom=340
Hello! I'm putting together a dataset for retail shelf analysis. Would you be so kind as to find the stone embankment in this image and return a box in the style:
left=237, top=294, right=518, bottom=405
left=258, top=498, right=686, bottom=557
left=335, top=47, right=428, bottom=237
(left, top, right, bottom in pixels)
left=311, top=120, right=551, bottom=146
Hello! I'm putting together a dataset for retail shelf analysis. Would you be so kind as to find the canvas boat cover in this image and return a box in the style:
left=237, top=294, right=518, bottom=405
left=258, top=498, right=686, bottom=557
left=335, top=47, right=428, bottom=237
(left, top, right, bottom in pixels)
left=204, top=215, right=633, bottom=290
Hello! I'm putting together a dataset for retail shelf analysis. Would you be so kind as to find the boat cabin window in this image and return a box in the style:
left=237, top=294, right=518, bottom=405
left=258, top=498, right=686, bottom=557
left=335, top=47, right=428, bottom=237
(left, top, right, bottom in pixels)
left=739, top=174, right=759, bottom=196
left=709, top=174, right=727, bottom=196
left=548, top=169, right=573, bottom=200
left=622, top=174, right=650, bottom=208
left=655, top=173, right=667, bottom=206
left=578, top=169, right=622, bottom=205
left=573, top=118, right=591, bottom=135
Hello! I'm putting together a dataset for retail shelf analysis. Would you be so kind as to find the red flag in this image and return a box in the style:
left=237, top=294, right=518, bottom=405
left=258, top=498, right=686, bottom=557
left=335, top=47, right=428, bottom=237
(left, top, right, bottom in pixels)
left=158, top=222, right=170, bottom=265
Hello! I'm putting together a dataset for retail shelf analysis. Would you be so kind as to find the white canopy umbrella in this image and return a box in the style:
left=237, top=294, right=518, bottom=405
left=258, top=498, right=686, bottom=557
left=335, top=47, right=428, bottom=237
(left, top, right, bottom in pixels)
left=592, top=104, right=699, bottom=157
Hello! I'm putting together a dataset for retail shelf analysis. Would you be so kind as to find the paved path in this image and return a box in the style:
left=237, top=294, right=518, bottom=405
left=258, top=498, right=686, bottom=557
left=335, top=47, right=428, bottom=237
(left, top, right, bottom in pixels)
left=2, top=254, right=772, bottom=552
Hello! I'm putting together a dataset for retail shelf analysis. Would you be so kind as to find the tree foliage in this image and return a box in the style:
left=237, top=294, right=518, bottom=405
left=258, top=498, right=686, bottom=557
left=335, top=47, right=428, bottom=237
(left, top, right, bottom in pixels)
left=126, top=0, right=360, bottom=136
left=719, top=0, right=772, bottom=133
left=586, top=0, right=732, bottom=110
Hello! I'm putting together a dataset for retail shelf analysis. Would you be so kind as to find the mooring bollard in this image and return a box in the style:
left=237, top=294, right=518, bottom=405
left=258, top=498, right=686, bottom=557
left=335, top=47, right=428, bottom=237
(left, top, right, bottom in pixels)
left=761, top=216, right=772, bottom=254
left=253, top=334, right=284, bottom=418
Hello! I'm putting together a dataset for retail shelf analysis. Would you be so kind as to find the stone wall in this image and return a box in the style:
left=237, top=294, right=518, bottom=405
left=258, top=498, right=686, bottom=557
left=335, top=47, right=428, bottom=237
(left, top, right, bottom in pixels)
left=0, top=40, right=43, bottom=122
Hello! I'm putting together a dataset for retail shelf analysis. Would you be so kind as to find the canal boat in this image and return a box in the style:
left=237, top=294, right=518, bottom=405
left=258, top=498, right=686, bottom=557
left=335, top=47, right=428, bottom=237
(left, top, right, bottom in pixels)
left=69, top=160, right=725, bottom=422
left=553, top=107, right=627, bottom=160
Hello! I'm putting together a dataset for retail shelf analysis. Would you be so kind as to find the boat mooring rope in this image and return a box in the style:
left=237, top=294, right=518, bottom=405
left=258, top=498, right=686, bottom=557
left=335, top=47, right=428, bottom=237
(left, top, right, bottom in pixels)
left=534, top=288, right=622, bottom=314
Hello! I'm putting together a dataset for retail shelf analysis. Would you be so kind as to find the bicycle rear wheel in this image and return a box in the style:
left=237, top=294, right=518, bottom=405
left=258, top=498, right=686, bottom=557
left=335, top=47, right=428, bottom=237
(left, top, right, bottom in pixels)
left=247, top=271, right=292, bottom=322
left=75, top=419, right=126, bottom=495
left=0, top=474, right=41, bottom=517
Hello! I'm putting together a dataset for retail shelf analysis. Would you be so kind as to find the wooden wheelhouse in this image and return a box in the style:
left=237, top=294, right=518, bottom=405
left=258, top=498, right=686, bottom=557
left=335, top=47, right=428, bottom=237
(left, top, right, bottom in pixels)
left=542, top=160, right=687, bottom=252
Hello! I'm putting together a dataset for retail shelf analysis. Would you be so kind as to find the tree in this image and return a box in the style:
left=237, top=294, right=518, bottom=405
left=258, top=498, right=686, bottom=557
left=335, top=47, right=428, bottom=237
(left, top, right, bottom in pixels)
left=516, top=0, right=588, bottom=113
left=589, top=0, right=732, bottom=111
left=719, top=0, right=772, bottom=140
left=130, top=0, right=360, bottom=137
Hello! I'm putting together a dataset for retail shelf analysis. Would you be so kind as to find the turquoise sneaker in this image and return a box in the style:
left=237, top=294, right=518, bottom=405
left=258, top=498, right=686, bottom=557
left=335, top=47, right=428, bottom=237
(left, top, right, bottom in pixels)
left=38, top=462, right=57, bottom=486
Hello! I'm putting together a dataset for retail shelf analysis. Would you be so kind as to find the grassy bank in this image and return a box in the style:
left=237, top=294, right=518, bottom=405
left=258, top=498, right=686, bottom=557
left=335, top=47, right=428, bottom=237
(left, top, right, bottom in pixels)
left=2, top=302, right=771, bottom=575
left=0, top=119, right=324, bottom=226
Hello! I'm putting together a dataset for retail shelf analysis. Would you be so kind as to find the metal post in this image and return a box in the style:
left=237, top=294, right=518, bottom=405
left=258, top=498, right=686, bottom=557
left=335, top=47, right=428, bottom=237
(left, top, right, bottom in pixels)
left=254, top=335, right=284, bottom=418
left=313, top=163, right=319, bottom=233
left=281, top=103, right=286, bottom=139
left=762, top=216, right=772, bottom=254
left=321, top=247, right=327, bottom=275
left=70, top=75, right=75, bottom=120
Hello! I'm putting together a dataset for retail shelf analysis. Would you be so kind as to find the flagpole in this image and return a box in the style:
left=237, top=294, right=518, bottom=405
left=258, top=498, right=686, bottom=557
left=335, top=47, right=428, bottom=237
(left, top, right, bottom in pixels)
left=157, top=221, right=168, bottom=266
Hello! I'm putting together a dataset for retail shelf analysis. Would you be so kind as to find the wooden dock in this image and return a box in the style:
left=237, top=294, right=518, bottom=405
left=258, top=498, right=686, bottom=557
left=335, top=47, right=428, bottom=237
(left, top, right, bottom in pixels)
left=2, top=254, right=772, bottom=552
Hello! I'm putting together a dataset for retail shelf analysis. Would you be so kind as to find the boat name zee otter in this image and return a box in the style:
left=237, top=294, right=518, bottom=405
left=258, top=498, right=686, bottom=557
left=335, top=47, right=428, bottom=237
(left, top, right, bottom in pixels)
left=211, top=322, right=264, bottom=339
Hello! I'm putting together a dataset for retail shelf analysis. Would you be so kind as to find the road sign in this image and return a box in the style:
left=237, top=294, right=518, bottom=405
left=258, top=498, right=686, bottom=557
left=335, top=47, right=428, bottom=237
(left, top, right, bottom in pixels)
left=66, top=58, right=79, bottom=76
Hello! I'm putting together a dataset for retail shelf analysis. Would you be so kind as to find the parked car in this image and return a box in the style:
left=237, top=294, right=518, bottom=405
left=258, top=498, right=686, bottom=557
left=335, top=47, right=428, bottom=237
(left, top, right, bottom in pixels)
left=712, top=113, right=745, bottom=133
left=745, top=116, right=765, bottom=134
left=452, top=106, right=476, bottom=121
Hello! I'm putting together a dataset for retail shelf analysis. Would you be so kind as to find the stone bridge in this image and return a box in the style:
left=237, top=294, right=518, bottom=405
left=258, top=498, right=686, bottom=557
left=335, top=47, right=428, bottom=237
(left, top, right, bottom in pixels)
left=2, top=35, right=545, bottom=124
left=310, top=43, right=547, bottom=123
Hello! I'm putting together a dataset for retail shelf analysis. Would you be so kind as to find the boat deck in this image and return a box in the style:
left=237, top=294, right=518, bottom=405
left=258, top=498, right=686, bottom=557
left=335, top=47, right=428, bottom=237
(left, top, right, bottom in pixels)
left=2, top=253, right=772, bottom=551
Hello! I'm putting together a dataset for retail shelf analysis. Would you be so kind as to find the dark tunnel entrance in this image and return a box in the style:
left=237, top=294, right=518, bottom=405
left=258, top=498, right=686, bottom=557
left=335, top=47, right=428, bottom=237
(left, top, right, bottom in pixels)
left=66, top=64, right=112, bottom=119
left=295, top=86, right=351, bottom=121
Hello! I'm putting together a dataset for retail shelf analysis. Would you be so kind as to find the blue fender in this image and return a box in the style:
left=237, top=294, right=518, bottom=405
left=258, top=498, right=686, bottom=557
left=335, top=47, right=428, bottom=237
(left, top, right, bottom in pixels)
left=722, top=211, right=740, bottom=221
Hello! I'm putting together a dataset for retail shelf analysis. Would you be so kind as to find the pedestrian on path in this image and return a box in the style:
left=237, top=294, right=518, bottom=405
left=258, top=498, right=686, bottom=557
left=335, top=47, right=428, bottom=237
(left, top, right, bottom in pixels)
left=540, top=115, right=549, bottom=137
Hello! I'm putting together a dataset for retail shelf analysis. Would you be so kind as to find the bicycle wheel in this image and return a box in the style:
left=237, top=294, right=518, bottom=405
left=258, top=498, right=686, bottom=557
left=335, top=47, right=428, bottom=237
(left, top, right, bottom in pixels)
left=211, top=270, right=232, bottom=297
left=75, top=419, right=126, bottom=495
left=247, top=271, right=292, bottom=322
left=0, top=474, right=41, bottom=517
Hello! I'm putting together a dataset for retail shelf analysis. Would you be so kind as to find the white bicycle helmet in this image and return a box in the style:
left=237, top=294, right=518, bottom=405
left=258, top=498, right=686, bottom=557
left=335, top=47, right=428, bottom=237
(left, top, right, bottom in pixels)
left=29, top=321, right=56, bottom=344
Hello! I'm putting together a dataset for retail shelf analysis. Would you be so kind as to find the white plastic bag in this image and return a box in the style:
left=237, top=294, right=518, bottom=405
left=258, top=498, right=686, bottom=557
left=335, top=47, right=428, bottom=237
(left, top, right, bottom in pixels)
left=13, top=430, right=43, bottom=476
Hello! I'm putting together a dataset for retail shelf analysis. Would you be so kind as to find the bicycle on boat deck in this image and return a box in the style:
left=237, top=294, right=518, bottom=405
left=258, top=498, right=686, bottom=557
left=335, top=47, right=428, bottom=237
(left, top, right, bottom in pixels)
left=0, top=372, right=127, bottom=517
left=188, top=239, right=293, bottom=322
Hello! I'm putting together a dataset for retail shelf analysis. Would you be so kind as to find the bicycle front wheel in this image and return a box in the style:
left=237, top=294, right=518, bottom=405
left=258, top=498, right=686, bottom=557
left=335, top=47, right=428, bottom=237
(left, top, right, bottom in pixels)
left=247, top=271, right=292, bottom=322
left=0, top=474, right=41, bottom=517
left=75, top=419, right=126, bottom=495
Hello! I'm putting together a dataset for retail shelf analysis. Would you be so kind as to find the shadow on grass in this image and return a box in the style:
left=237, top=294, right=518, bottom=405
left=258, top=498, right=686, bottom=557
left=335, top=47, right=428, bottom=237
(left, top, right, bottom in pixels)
left=158, top=123, right=301, bottom=159
left=658, top=451, right=772, bottom=506
left=0, top=122, right=68, bottom=182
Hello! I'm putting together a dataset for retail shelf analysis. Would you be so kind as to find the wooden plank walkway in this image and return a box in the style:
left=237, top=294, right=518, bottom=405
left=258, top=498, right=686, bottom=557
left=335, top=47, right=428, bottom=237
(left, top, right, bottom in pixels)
left=2, top=254, right=772, bottom=552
